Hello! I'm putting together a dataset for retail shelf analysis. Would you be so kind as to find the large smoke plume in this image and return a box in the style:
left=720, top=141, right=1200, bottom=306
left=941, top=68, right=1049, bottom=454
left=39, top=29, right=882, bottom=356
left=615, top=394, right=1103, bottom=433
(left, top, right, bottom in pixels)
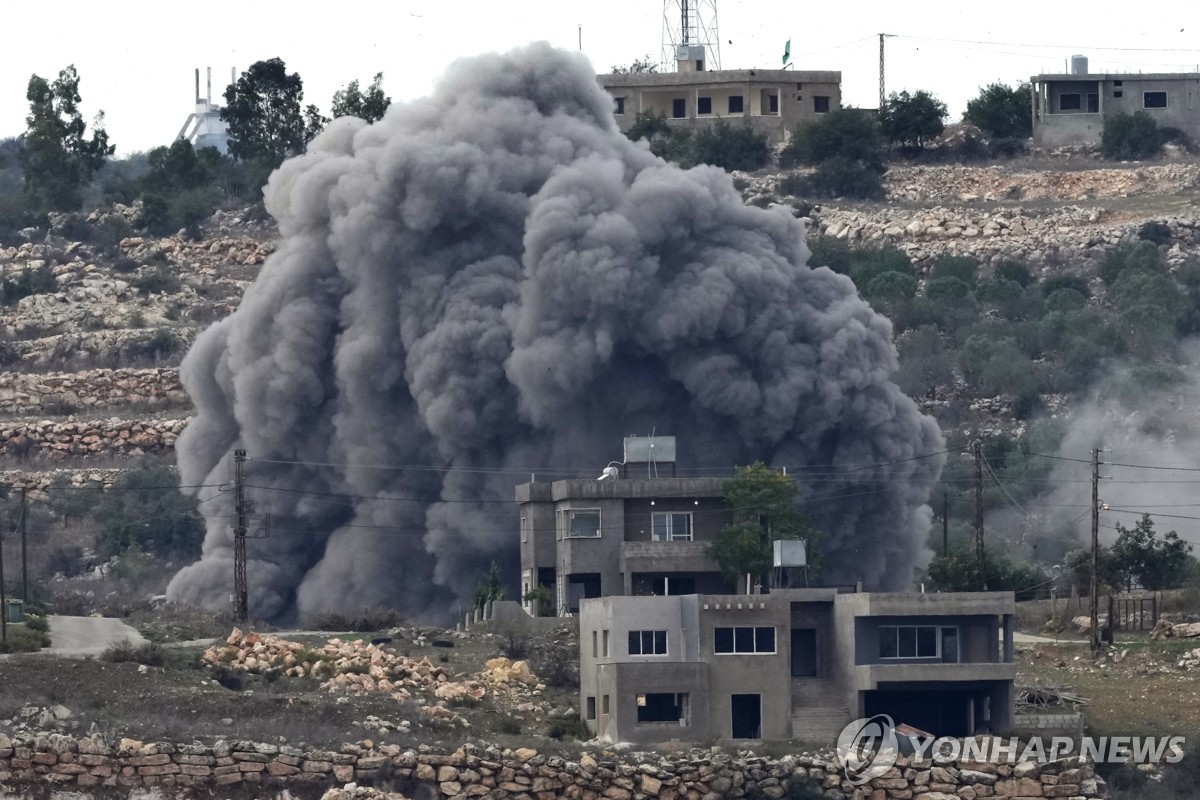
left=166, top=43, right=944, bottom=621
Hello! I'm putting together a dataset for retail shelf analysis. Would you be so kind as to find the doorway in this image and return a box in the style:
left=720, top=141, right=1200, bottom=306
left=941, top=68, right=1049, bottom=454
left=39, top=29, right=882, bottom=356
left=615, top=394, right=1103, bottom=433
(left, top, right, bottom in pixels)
left=731, top=694, right=761, bottom=739
left=791, top=628, right=817, bottom=677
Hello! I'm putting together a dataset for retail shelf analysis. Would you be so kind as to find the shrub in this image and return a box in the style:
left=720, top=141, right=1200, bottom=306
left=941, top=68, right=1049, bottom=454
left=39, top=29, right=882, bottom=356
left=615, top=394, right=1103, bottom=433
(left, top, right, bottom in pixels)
left=532, top=643, right=579, bottom=688
left=1138, top=220, right=1173, bottom=246
left=805, top=236, right=855, bottom=276
left=1102, top=240, right=1165, bottom=285
left=926, top=275, right=972, bottom=301
left=1041, top=272, right=1090, bottom=298
left=309, top=606, right=403, bottom=632
left=1044, top=288, right=1087, bottom=313
left=928, top=255, right=978, bottom=288
left=101, top=640, right=167, bottom=666
left=686, top=121, right=769, bottom=172
left=963, top=82, right=1033, bottom=140
left=880, top=90, right=947, bottom=150
left=495, top=717, right=522, bottom=735
left=0, top=626, right=50, bottom=653
left=994, top=260, right=1033, bottom=287
left=24, top=615, right=49, bottom=633
left=865, top=271, right=917, bottom=303
left=0, top=265, right=57, bottom=306
left=801, top=157, right=885, bottom=200
left=546, top=714, right=591, bottom=741
left=1101, top=111, right=1161, bottom=160
left=500, top=635, right=531, bottom=660
left=781, top=108, right=885, bottom=169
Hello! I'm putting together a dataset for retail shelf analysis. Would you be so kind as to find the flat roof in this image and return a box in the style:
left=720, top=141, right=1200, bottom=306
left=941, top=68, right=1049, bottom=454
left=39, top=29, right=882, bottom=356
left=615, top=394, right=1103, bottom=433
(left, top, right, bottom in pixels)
left=600, top=69, right=840, bottom=89
left=1033, top=72, right=1200, bottom=81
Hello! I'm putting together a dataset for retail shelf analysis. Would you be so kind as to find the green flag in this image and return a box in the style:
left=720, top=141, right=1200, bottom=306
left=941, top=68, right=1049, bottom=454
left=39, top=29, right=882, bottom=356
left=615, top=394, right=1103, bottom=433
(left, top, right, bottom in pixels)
left=782, top=39, right=791, bottom=66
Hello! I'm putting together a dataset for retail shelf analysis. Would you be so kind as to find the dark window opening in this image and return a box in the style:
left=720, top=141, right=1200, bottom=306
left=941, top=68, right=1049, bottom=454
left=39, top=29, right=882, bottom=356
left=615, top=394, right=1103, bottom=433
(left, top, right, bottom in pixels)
left=637, top=693, right=688, bottom=723
left=879, top=625, right=952, bottom=659
left=696, top=59, right=704, bottom=71
left=698, top=96, right=712, bottom=115
left=1114, top=90, right=1123, bottom=98
left=728, top=95, right=744, bottom=113
left=567, top=510, right=600, bottom=538
left=652, top=575, right=695, bottom=595
left=614, top=97, right=625, bottom=115
left=586, top=697, right=596, bottom=720
left=768, top=94, right=779, bottom=113
left=1087, top=93, right=1099, bottom=113
left=672, top=98, right=686, bottom=118
left=628, top=629, right=668, bottom=655
left=731, top=693, right=761, bottom=739
left=813, top=95, right=830, bottom=113
left=715, top=626, right=776, bottom=654
left=602, top=695, right=610, bottom=715
left=1059, top=94, right=1082, bottom=111
left=1145, top=91, right=1168, bottom=109
left=1114, top=80, right=1123, bottom=87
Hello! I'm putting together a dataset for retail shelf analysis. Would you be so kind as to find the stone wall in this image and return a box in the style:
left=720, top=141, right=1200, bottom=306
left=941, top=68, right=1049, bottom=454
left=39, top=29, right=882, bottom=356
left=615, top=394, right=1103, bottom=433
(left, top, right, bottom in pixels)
left=0, top=368, right=184, bottom=415
left=0, top=416, right=188, bottom=458
left=0, top=732, right=1108, bottom=800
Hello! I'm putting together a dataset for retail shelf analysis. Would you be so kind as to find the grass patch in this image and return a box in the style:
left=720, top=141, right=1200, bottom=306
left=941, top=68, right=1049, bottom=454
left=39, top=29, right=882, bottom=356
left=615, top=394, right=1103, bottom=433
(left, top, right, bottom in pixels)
left=0, top=626, right=50, bottom=653
left=101, top=640, right=168, bottom=666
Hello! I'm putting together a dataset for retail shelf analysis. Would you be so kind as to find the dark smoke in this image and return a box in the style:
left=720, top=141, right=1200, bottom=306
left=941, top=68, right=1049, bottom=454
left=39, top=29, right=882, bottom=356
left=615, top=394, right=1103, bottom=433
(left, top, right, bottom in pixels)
left=166, top=43, right=944, bottom=621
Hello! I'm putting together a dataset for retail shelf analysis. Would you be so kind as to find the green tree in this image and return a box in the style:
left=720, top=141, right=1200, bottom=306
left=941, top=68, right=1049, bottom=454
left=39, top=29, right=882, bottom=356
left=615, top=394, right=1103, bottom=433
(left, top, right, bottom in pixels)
left=473, top=560, right=506, bottom=611
left=781, top=109, right=887, bottom=200
left=963, top=81, right=1033, bottom=140
left=94, top=466, right=204, bottom=559
left=926, top=275, right=972, bottom=301
left=706, top=462, right=817, bottom=592
left=626, top=110, right=671, bottom=143
left=1109, top=515, right=1195, bottom=591
left=331, top=73, right=391, bottom=123
left=19, top=65, right=114, bottom=210
left=994, top=260, right=1034, bottom=287
left=1101, top=111, right=1161, bottom=160
left=864, top=270, right=917, bottom=303
left=138, top=141, right=221, bottom=238
left=895, top=325, right=953, bottom=400
left=880, top=90, right=948, bottom=150
left=926, top=551, right=1050, bottom=599
left=610, top=56, right=659, bottom=74
left=928, top=255, right=978, bottom=288
left=222, top=58, right=318, bottom=164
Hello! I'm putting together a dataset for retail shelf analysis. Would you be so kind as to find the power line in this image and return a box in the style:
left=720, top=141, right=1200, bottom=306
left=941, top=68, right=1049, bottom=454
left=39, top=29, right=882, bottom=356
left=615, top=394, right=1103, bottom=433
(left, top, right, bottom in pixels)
left=892, top=33, right=1200, bottom=54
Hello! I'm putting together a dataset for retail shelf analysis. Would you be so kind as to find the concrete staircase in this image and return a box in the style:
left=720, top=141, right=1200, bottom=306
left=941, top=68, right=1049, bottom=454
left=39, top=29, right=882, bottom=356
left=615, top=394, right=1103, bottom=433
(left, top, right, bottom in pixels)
left=790, top=678, right=852, bottom=743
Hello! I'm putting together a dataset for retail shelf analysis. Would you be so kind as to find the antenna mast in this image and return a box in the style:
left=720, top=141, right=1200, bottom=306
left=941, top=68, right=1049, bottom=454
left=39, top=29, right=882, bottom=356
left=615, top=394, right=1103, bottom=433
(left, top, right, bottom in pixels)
left=662, top=0, right=721, bottom=71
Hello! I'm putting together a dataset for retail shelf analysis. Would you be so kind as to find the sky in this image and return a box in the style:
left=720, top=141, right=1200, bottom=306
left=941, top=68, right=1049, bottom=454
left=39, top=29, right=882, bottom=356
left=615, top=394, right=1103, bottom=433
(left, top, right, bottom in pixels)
left=3, top=0, right=1200, bottom=154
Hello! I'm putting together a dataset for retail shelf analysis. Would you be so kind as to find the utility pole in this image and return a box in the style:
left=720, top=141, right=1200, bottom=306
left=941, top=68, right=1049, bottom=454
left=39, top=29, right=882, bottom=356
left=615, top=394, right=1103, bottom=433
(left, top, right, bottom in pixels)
left=878, top=33, right=887, bottom=110
left=1090, top=448, right=1101, bottom=654
left=0, top=509, right=8, bottom=647
left=942, top=491, right=949, bottom=557
left=973, top=439, right=986, bottom=589
left=19, top=488, right=27, bottom=604
left=233, top=449, right=248, bottom=623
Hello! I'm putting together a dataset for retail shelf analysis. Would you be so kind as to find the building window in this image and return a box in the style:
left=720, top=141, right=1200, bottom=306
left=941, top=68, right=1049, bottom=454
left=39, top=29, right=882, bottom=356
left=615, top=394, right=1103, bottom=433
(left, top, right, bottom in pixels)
left=714, top=626, right=776, bottom=654
left=586, top=697, right=597, bottom=720
left=672, top=98, right=686, bottom=118
left=652, top=512, right=692, bottom=541
left=520, top=516, right=528, bottom=543
left=614, top=96, right=625, bottom=115
left=628, top=630, right=668, bottom=655
left=698, top=96, right=712, bottom=115
left=1114, top=90, right=1123, bottom=98
left=592, top=630, right=598, bottom=658
left=603, top=629, right=610, bottom=657
left=602, top=695, right=610, bottom=715
left=1058, top=94, right=1082, bottom=112
left=728, top=95, right=744, bottom=113
left=1087, top=93, right=1099, bottom=113
left=1145, top=91, right=1168, bottom=109
left=879, top=625, right=952, bottom=659
left=564, top=509, right=601, bottom=538
left=813, top=96, right=830, bottom=113
left=637, top=693, right=688, bottom=724
left=768, top=94, right=779, bottom=114
left=1114, top=80, right=1123, bottom=87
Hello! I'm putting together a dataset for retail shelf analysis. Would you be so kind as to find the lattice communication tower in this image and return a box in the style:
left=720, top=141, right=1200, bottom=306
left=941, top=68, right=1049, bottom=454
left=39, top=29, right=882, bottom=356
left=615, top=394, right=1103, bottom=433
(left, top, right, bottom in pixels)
left=662, top=0, right=721, bottom=71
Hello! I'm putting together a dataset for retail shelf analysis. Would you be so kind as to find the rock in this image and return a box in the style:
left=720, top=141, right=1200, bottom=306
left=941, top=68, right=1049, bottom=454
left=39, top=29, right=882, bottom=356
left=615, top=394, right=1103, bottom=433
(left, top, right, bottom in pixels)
left=514, top=748, right=538, bottom=761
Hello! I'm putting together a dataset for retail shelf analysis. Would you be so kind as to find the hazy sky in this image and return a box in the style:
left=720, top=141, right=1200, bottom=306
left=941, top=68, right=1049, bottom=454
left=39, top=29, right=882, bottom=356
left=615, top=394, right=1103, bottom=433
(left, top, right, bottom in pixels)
left=4, top=1, right=1200, bottom=154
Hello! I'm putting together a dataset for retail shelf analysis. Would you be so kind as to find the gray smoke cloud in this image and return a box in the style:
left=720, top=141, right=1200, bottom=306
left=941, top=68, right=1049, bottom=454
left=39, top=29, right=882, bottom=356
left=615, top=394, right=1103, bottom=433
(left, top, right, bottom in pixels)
left=166, top=43, right=944, bottom=621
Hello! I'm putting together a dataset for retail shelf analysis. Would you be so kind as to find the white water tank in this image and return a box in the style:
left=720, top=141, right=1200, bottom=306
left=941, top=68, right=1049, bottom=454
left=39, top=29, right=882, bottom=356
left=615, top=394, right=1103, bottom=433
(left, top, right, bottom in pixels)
left=1071, top=54, right=1089, bottom=75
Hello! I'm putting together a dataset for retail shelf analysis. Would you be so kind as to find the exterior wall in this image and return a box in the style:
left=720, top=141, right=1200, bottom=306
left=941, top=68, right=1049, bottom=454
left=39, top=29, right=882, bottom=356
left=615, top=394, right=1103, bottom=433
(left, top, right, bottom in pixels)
left=1033, top=73, right=1200, bottom=147
left=601, top=69, right=841, bottom=146
left=788, top=600, right=835, bottom=678
left=852, top=614, right=1000, bottom=665
left=697, top=595, right=794, bottom=739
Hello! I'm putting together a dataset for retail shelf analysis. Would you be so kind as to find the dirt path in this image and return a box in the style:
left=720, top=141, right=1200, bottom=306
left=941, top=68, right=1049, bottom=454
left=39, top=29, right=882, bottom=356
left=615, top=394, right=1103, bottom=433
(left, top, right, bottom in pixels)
left=43, top=615, right=147, bottom=657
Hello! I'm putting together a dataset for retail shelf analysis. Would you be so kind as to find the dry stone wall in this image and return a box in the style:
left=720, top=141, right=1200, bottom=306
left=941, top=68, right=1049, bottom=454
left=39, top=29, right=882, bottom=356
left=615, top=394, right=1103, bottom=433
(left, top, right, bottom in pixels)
left=0, top=368, right=184, bottom=415
left=0, top=733, right=1107, bottom=800
left=0, top=416, right=187, bottom=458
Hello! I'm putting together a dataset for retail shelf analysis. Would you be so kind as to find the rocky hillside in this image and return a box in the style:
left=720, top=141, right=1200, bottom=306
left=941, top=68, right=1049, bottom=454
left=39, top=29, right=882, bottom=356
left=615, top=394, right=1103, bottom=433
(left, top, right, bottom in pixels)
left=2, top=157, right=1199, bottom=505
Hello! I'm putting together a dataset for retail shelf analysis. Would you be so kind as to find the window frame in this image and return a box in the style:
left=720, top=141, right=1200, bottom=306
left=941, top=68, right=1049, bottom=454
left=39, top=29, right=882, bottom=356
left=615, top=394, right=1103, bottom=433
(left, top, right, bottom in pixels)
left=520, top=516, right=528, bottom=543
left=636, top=692, right=689, bottom=725
left=697, top=96, right=712, bottom=115
left=728, top=95, right=744, bottom=114
left=813, top=95, right=830, bottom=113
left=628, top=629, right=668, bottom=656
left=563, top=508, right=602, bottom=539
left=614, top=96, right=626, bottom=115
left=586, top=697, right=597, bottom=720
left=1144, top=91, right=1168, bottom=109
left=671, top=97, right=687, bottom=119
left=878, top=625, right=957, bottom=660
left=713, top=625, right=777, bottom=655
left=651, top=511, right=693, bottom=542
left=768, top=93, right=779, bottom=114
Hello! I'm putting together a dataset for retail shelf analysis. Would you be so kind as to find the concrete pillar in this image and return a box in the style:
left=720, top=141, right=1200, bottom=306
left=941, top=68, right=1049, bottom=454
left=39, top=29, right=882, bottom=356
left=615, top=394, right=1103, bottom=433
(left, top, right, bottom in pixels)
left=485, top=600, right=494, bottom=621
left=623, top=571, right=633, bottom=596
left=1003, top=614, right=1014, bottom=663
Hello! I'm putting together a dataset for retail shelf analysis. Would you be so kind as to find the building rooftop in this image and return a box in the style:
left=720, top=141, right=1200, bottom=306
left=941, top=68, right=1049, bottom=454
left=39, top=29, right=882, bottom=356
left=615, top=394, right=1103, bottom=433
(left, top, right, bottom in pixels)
left=1032, top=72, right=1200, bottom=81
left=599, top=69, right=841, bottom=87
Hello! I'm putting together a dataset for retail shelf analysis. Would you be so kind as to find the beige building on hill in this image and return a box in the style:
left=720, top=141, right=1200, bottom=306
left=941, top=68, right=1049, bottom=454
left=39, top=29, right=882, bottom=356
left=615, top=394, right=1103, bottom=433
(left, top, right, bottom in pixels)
left=599, top=47, right=841, bottom=146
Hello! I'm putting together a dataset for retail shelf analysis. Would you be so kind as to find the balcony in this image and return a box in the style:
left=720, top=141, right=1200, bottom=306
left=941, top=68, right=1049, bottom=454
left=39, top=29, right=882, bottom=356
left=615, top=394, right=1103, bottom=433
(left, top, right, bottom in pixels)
left=855, top=661, right=1015, bottom=689
left=620, top=541, right=718, bottom=573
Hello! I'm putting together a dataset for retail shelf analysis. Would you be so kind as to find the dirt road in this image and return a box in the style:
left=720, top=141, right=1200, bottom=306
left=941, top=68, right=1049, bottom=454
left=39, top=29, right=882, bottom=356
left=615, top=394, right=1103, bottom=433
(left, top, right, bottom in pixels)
left=43, top=615, right=147, bottom=657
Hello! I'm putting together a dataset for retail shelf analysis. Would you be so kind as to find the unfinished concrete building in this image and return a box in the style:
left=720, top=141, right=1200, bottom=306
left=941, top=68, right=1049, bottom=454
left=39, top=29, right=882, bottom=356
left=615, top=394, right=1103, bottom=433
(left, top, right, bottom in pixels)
left=516, top=436, right=737, bottom=616
left=1032, top=55, right=1200, bottom=147
left=599, top=48, right=840, bottom=146
left=579, top=590, right=1015, bottom=744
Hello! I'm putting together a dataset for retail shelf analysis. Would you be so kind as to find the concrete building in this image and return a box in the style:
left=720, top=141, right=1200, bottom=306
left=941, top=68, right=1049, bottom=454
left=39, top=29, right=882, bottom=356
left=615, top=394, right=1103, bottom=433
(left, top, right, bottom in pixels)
left=580, top=589, right=1015, bottom=744
left=177, top=67, right=231, bottom=155
left=599, top=47, right=840, bottom=146
left=517, top=436, right=738, bottom=617
left=1032, top=55, right=1200, bottom=147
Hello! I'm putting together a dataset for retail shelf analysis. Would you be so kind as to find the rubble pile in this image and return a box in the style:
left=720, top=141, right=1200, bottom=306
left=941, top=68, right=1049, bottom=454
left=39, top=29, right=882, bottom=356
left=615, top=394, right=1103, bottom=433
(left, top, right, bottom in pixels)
left=1150, top=618, right=1200, bottom=640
